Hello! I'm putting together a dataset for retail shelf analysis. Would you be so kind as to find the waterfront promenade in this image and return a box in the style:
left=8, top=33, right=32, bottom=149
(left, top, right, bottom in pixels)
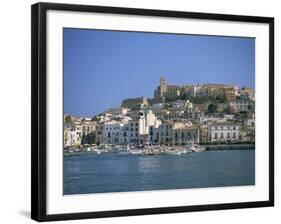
left=64, top=143, right=255, bottom=157
left=202, top=143, right=255, bottom=150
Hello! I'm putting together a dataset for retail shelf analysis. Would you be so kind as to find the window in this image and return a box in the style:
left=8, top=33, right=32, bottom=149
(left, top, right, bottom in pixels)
left=214, top=133, right=218, bottom=139
left=220, top=133, right=224, bottom=139
left=233, top=132, right=236, bottom=138
left=227, top=132, right=230, bottom=138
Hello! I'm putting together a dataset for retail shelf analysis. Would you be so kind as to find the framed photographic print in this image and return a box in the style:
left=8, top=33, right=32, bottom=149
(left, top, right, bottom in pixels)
left=31, top=2, right=274, bottom=222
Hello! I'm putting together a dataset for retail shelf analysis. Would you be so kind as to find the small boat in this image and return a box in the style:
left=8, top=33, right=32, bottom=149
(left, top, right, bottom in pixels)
left=191, top=144, right=206, bottom=152
left=166, top=150, right=182, bottom=155
left=129, top=149, right=143, bottom=155
left=164, top=147, right=182, bottom=155
left=143, top=150, right=156, bottom=156
left=92, top=148, right=101, bottom=154
left=181, top=149, right=190, bottom=154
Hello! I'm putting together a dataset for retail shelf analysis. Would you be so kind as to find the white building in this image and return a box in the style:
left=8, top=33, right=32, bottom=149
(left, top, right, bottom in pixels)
left=103, top=120, right=124, bottom=144
left=81, top=119, right=96, bottom=136
left=101, top=110, right=161, bottom=145
left=150, top=103, right=165, bottom=110
left=172, top=100, right=193, bottom=110
left=237, top=87, right=255, bottom=101
left=123, top=110, right=161, bottom=144
left=107, top=107, right=129, bottom=116
left=208, top=122, right=240, bottom=142
left=172, top=126, right=199, bottom=145
left=229, top=100, right=254, bottom=112
left=245, top=119, right=255, bottom=127
left=191, top=84, right=203, bottom=97
left=64, top=130, right=80, bottom=147
left=152, top=122, right=173, bottom=145
left=160, top=107, right=202, bottom=121
left=151, top=121, right=199, bottom=145
left=64, top=123, right=82, bottom=147
left=199, top=115, right=225, bottom=123
left=224, top=114, right=235, bottom=121
left=127, top=118, right=145, bottom=144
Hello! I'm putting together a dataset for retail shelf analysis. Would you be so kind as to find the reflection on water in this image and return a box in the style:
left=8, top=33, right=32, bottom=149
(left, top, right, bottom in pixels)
left=64, top=149, right=255, bottom=195
left=137, top=156, right=162, bottom=173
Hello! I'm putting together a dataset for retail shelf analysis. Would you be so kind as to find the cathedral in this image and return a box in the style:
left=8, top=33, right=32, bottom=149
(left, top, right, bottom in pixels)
left=154, top=77, right=181, bottom=102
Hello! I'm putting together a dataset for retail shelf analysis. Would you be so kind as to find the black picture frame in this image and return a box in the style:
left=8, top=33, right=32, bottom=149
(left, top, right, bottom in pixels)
left=31, top=2, right=274, bottom=222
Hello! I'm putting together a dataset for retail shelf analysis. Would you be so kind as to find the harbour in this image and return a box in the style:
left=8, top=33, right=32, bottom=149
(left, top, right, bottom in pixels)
left=64, top=148, right=255, bottom=195
left=64, top=143, right=254, bottom=157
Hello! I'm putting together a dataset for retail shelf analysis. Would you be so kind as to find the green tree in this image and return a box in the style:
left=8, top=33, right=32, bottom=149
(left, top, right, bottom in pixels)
left=208, top=104, right=218, bottom=114
left=65, top=115, right=72, bottom=123
left=91, top=116, right=101, bottom=122
left=81, top=134, right=87, bottom=145
left=215, top=95, right=226, bottom=103
left=239, top=111, right=251, bottom=120
left=81, top=133, right=96, bottom=145
left=248, top=104, right=253, bottom=111
left=223, top=106, right=235, bottom=114
left=181, top=92, right=189, bottom=100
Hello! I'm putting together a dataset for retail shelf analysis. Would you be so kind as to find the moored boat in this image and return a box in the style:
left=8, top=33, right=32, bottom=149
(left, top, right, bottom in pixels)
left=129, top=149, right=143, bottom=155
left=191, top=144, right=206, bottom=152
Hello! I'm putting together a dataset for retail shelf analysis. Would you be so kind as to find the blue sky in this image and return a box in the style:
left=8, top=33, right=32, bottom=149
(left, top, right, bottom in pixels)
left=64, top=28, right=255, bottom=117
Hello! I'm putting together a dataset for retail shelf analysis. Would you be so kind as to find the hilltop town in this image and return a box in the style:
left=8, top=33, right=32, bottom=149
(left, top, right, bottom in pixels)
left=64, top=77, right=255, bottom=148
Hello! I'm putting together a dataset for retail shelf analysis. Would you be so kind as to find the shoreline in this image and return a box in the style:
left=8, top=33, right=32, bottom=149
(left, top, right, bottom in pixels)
left=64, top=144, right=255, bottom=156
left=202, top=144, right=255, bottom=150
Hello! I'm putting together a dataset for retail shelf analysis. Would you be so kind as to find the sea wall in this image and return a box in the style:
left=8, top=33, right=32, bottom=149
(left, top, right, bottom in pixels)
left=202, top=144, right=255, bottom=150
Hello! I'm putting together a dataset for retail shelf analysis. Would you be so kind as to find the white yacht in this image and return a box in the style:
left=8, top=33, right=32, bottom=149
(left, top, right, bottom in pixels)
left=191, top=144, right=206, bottom=152
left=129, top=149, right=143, bottom=155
